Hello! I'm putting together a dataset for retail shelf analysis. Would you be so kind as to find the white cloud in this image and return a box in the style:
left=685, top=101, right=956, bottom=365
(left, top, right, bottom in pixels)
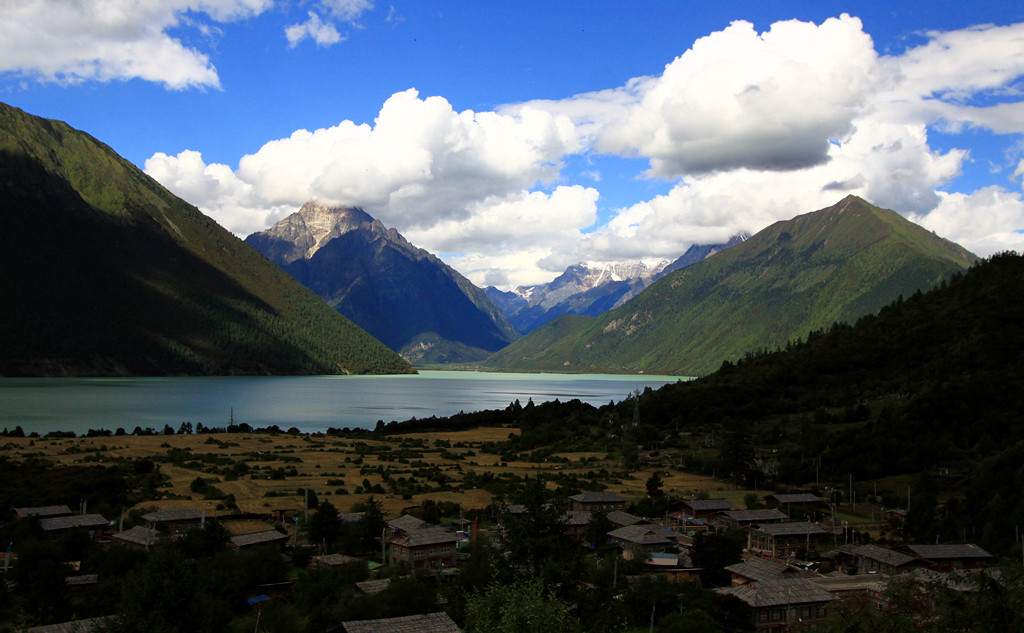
left=144, top=15, right=1024, bottom=287
left=593, top=14, right=885, bottom=177
left=285, top=12, right=343, bottom=48
left=0, top=0, right=270, bottom=89
left=285, top=0, right=373, bottom=48
left=911, top=188, right=1024, bottom=255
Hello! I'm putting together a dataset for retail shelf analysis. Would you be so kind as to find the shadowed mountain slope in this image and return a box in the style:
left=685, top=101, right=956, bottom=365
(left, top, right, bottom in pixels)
left=0, top=103, right=411, bottom=376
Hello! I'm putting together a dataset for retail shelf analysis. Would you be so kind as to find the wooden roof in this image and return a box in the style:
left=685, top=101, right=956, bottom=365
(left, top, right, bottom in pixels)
left=23, top=616, right=114, bottom=633
left=608, top=524, right=674, bottom=546
left=142, top=508, right=205, bottom=523
left=39, top=514, right=108, bottom=532
left=904, top=543, right=993, bottom=561
left=341, top=612, right=460, bottom=633
left=766, top=493, right=823, bottom=505
left=14, top=505, right=72, bottom=519
left=606, top=510, right=645, bottom=527
left=717, top=577, right=833, bottom=607
left=751, top=521, right=828, bottom=537
left=569, top=491, right=626, bottom=503
left=678, top=498, right=737, bottom=513
left=388, top=527, right=457, bottom=548
left=111, top=526, right=161, bottom=547
left=388, top=515, right=428, bottom=533
left=355, top=578, right=391, bottom=594
left=229, top=530, right=288, bottom=548
left=725, top=557, right=800, bottom=582
left=720, top=509, right=789, bottom=523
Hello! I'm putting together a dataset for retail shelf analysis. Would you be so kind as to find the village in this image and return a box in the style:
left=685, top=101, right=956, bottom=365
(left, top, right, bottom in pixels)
left=0, top=426, right=1007, bottom=633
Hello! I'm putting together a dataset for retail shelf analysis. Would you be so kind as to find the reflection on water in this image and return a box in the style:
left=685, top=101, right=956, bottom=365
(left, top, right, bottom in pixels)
left=0, top=371, right=685, bottom=435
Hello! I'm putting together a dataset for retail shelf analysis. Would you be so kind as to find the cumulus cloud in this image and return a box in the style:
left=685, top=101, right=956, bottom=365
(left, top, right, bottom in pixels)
left=145, top=15, right=1024, bottom=287
left=593, top=14, right=885, bottom=177
left=285, top=0, right=373, bottom=48
left=0, top=0, right=270, bottom=89
left=147, top=89, right=584, bottom=238
left=285, top=12, right=343, bottom=48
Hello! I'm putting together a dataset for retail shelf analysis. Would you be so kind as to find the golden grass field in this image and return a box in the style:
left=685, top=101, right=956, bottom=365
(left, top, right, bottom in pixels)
left=0, top=428, right=749, bottom=520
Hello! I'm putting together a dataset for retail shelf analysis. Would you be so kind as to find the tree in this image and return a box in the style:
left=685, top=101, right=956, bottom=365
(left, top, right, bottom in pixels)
left=646, top=471, right=665, bottom=498
left=719, top=421, right=754, bottom=487
left=465, top=578, right=582, bottom=633
left=584, top=511, right=613, bottom=549
left=307, top=501, right=341, bottom=546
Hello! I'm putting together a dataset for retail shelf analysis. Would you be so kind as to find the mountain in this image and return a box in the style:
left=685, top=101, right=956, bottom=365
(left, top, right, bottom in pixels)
left=486, top=260, right=669, bottom=334
left=657, top=233, right=748, bottom=278
left=246, top=204, right=519, bottom=364
left=483, top=195, right=977, bottom=375
left=0, top=103, right=412, bottom=376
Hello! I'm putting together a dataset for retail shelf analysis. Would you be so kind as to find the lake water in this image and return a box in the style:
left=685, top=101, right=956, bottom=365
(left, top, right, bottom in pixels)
left=0, top=371, right=685, bottom=435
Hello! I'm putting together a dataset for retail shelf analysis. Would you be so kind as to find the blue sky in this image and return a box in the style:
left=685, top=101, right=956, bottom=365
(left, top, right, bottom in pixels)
left=2, top=1, right=1024, bottom=288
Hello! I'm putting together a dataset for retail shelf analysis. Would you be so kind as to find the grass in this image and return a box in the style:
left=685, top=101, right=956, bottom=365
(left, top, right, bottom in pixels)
left=0, top=431, right=724, bottom=519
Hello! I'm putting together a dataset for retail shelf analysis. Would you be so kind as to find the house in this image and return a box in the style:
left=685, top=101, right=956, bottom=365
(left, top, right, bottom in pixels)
left=900, top=544, right=993, bottom=570
left=39, top=514, right=108, bottom=534
left=229, top=529, right=289, bottom=549
left=717, top=577, right=832, bottom=631
left=111, top=525, right=161, bottom=550
left=644, top=551, right=703, bottom=585
left=563, top=510, right=592, bottom=540
left=315, top=553, right=363, bottom=567
left=606, top=510, right=646, bottom=528
left=747, top=522, right=828, bottom=560
left=568, top=491, right=627, bottom=512
left=725, top=556, right=808, bottom=586
left=14, top=505, right=73, bottom=521
left=387, top=527, right=458, bottom=569
left=763, top=494, right=824, bottom=519
left=142, top=507, right=206, bottom=534
left=388, top=514, right=428, bottom=533
left=608, top=524, right=676, bottom=559
left=843, top=544, right=925, bottom=576
left=335, top=612, right=460, bottom=633
left=716, top=509, right=789, bottom=529
left=672, top=498, right=736, bottom=519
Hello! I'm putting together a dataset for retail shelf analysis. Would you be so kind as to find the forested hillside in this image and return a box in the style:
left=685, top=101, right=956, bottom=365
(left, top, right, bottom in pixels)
left=0, top=103, right=412, bottom=376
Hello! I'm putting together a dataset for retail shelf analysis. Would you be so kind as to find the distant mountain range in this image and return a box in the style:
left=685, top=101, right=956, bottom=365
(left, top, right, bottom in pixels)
left=0, top=103, right=412, bottom=376
left=488, top=236, right=747, bottom=334
left=483, top=195, right=977, bottom=375
left=246, top=204, right=520, bottom=364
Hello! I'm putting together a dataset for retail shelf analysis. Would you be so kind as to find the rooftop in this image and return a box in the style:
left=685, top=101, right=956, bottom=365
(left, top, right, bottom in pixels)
left=142, top=508, right=205, bottom=523
left=340, top=611, right=460, bottom=633
left=720, top=509, right=789, bottom=523
left=766, top=493, right=823, bottom=504
left=717, top=577, right=834, bottom=607
left=725, top=557, right=799, bottom=582
left=751, top=522, right=828, bottom=537
left=608, top=524, right=674, bottom=546
left=39, top=514, right=108, bottom=532
left=388, top=515, right=428, bottom=533
left=569, top=491, right=627, bottom=504
left=606, top=510, right=645, bottom=527
left=679, top=498, right=737, bottom=512
left=389, top=527, right=458, bottom=548
left=111, top=526, right=161, bottom=547
left=905, top=543, right=993, bottom=561
left=229, top=530, right=288, bottom=548
left=14, top=505, right=73, bottom=519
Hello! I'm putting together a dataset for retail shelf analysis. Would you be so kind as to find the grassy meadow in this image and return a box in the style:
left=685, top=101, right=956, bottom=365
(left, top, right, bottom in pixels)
left=0, top=429, right=736, bottom=521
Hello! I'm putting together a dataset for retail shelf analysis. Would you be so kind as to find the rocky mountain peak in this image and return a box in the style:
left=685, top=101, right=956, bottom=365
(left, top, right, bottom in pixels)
left=267, top=203, right=375, bottom=263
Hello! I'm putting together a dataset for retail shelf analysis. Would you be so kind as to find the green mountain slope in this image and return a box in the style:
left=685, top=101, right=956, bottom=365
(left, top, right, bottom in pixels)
left=484, top=196, right=976, bottom=375
left=0, top=103, right=412, bottom=376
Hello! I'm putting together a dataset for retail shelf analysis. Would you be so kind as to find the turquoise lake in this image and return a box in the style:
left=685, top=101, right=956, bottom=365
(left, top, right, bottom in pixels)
left=0, top=371, right=685, bottom=435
